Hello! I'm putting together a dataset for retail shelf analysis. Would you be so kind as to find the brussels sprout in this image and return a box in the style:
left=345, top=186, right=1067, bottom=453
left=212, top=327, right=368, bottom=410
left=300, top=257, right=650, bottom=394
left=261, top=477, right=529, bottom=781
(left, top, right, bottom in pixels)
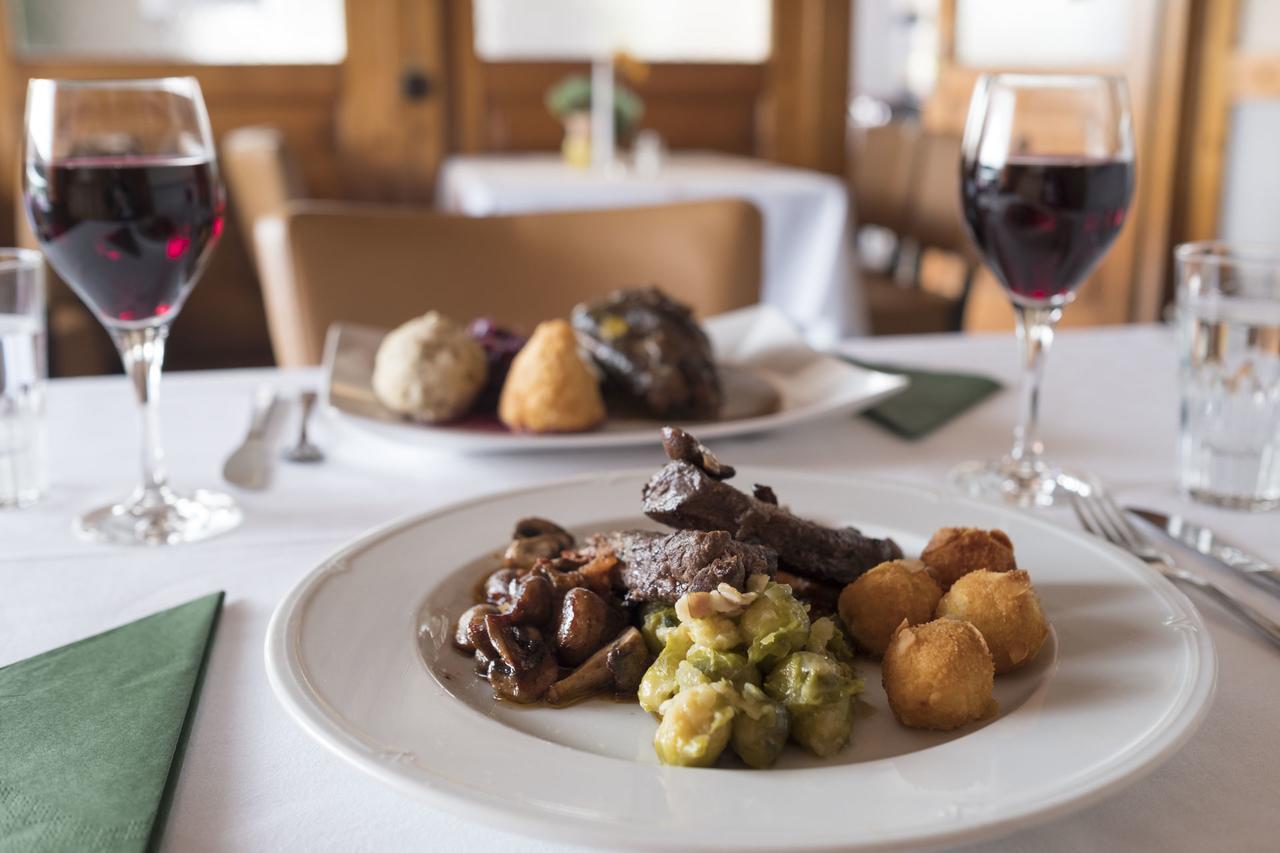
left=806, top=616, right=857, bottom=665
left=740, top=582, right=810, bottom=669
left=639, top=603, right=681, bottom=655
left=731, top=683, right=789, bottom=769
left=763, top=651, right=861, bottom=757
left=675, top=646, right=759, bottom=691
left=763, top=651, right=861, bottom=709
left=791, top=699, right=855, bottom=758
left=653, top=683, right=736, bottom=767
left=638, top=625, right=693, bottom=714
left=683, top=614, right=742, bottom=651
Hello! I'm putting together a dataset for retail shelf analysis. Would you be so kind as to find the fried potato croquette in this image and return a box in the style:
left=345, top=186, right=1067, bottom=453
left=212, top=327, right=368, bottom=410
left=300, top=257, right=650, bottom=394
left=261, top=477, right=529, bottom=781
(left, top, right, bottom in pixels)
left=936, top=569, right=1048, bottom=674
left=498, top=320, right=606, bottom=433
left=882, top=618, right=996, bottom=731
left=920, top=527, right=1016, bottom=590
left=838, top=560, right=942, bottom=657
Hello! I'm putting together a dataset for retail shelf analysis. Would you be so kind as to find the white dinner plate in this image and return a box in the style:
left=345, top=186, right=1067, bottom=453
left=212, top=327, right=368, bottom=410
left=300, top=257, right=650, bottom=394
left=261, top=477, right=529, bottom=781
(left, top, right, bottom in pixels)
left=322, top=305, right=908, bottom=452
left=265, top=470, right=1216, bottom=851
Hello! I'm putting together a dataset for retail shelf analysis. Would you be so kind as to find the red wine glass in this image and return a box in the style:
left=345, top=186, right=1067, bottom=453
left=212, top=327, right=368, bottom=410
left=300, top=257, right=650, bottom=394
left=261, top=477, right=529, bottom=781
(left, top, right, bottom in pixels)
left=953, top=74, right=1135, bottom=507
left=23, top=78, right=241, bottom=544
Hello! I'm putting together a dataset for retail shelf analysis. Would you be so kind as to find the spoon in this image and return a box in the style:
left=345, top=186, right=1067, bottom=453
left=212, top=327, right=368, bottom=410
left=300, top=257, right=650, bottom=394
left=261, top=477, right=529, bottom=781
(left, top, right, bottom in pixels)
left=283, top=391, right=324, bottom=463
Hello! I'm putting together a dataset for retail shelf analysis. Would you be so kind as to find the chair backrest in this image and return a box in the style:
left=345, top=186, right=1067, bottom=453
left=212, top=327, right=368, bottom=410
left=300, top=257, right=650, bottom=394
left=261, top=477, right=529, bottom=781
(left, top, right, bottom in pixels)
left=907, top=131, right=976, bottom=260
left=221, top=126, right=306, bottom=249
left=259, top=199, right=764, bottom=366
left=849, top=121, right=922, bottom=234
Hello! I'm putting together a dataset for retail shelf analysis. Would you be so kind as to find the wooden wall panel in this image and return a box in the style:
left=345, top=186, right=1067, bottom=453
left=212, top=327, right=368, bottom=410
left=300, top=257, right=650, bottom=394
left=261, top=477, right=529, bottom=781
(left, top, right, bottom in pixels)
left=1176, top=0, right=1239, bottom=243
left=763, top=0, right=850, bottom=175
left=441, top=0, right=843, bottom=166
left=446, top=56, right=767, bottom=156
left=338, top=0, right=448, bottom=202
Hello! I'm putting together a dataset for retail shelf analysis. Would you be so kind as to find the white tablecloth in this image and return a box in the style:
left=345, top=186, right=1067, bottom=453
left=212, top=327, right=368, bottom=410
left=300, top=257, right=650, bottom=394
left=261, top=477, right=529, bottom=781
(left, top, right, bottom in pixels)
left=437, top=153, right=865, bottom=345
left=2, top=326, right=1277, bottom=852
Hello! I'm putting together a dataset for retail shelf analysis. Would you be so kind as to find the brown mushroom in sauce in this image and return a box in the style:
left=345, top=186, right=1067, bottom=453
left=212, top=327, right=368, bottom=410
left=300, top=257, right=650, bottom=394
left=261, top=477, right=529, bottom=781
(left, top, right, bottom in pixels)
left=483, top=568, right=520, bottom=605
left=554, top=587, right=609, bottom=666
left=661, top=426, right=736, bottom=480
left=503, top=518, right=575, bottom=569
left=484, top=616, right=559, bottom=703
left=545, top=627, right=650, bottom=706
left=454, top=603, right=499, bottom=653
left=504, top=573, right=554, bottom=626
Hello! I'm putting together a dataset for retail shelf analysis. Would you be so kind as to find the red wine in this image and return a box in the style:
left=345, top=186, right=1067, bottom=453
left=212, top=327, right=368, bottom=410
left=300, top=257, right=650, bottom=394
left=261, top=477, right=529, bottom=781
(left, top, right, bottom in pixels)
left=961, top=156, right=1133, bottom=304
left=25, top=156, right=223, bottom=324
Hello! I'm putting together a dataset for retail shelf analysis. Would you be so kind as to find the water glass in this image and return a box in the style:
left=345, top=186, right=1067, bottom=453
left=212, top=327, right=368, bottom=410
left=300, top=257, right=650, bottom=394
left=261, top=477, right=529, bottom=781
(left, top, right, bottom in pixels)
left=1176, top=242, right=1280, bottom=511
left=0, top=248, right=47, bottom=508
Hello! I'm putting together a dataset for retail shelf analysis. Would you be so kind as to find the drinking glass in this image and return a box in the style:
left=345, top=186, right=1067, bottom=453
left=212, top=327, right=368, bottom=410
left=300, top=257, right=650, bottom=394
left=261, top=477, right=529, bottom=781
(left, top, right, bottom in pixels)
left=0, top=248, right=47, bottom=508
left=22, top=78, right=241, bottom=544
left=1175, top=242, right=1280, bottom=511
left=952, top=74, right=1135, bottom=507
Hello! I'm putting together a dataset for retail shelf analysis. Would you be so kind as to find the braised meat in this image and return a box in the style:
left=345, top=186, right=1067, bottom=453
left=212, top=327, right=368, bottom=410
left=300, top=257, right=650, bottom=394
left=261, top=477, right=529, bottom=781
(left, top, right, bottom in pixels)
left=588, top=529, right=777, bottom=605
left=641, top=431, right=903, bottom=585
left=571, top=287, right=721, bottom=419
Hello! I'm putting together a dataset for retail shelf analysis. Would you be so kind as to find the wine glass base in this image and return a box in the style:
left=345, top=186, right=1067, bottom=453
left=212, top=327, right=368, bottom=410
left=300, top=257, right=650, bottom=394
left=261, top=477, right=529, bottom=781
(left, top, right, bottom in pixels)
left=75, top=486, right=242, bottom=546
left=949, top=457, right=1090, bottom=509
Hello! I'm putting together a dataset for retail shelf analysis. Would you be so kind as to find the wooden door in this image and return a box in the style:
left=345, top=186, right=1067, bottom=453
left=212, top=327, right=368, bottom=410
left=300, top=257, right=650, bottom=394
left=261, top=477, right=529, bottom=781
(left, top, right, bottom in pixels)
left=1173, top=0, right=1280, bottom=250
left=924, top=0, right=1192, bottom=331
left=0, top=0, right=448, bottom=373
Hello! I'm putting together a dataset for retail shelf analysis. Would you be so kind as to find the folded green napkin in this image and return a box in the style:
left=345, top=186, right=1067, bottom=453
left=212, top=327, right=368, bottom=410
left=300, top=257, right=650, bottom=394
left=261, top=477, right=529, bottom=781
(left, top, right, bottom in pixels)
left=845, top=357, right=1003, bottom=440
left=0, top=592, right=224, bottom=853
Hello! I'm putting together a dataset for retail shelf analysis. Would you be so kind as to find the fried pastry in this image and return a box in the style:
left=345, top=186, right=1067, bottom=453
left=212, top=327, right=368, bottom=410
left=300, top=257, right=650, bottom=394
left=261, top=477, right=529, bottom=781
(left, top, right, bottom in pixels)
left=936, top=569, right=1048, bottom=674
left=498, top=319, right=605, bottom=433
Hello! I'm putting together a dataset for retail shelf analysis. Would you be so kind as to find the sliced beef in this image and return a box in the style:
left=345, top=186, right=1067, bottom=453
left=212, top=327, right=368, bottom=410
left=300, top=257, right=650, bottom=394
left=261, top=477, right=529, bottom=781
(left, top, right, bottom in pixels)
left=588, top=529, right=777, bottom=605
left=642, top=460, right=903, bottom=586
left=571, top=287, right=721, bottom=419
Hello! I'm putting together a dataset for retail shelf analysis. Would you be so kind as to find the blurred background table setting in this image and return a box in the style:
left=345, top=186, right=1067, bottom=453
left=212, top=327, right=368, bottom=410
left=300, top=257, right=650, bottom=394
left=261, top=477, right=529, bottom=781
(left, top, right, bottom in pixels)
left=2, top=1, right=1280, bottom=851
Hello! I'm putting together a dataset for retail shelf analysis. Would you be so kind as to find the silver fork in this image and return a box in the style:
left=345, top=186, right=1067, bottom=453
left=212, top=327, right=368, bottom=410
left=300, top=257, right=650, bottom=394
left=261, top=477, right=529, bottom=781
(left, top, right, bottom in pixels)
left=1071, top=488, right=1280, bottom=649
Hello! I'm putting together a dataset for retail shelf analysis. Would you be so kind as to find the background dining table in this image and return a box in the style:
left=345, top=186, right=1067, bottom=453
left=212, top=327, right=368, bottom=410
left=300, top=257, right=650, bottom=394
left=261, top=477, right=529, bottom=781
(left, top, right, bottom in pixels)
left=2, top=324, right=1276, bottom=852
left=437, top=152, right=865, bottom=345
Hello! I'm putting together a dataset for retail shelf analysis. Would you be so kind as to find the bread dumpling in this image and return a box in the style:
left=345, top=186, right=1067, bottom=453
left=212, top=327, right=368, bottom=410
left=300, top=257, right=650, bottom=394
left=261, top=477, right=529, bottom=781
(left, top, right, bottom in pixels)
left=499, top=320, right=606, bottom=433
left=372, top=311, right=487, bottom=423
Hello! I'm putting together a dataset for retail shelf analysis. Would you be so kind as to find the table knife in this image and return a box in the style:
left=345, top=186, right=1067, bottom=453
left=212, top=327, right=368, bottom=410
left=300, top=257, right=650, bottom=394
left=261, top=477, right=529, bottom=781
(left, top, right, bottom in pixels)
left=1128, top=506, right=1280, bottom=596
left=222, top=387, right=281, bottom=491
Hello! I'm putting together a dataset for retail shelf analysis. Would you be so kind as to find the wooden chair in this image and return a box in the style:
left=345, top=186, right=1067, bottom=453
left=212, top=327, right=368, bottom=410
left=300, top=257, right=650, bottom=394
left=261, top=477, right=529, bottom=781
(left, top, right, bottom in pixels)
left=221, top=126, right=307, bottom=252
left=255, top=199, right=764, bottom=366
left=849, top=122, right=978, bottom=335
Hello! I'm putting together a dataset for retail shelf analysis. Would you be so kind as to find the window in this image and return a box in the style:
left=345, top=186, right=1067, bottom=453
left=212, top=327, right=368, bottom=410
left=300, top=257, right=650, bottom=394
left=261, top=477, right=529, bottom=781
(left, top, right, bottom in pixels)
left=954, top=0, right=1132, bottom=68
left=10, top=0, right=346, bottom=65
left=473, top=0, right=771, bottom=63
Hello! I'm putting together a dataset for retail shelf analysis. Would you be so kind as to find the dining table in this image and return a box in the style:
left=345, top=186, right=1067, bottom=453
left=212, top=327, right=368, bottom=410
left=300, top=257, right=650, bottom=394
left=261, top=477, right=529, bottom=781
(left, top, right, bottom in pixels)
left=2, top=323, right=1276, bottom=852
left=437, top=152, right=865, bottom=345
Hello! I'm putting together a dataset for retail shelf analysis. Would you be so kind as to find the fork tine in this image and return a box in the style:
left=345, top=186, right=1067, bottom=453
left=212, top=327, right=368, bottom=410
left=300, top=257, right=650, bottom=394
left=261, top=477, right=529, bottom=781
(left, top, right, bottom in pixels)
left=1079, top=490, right=1130, bottom=548
left=1090, top=489, right=1141, bottom=548
left=1095, top=490, right=1147, bottom=550
left=1068, top=492, right=1097, bottom=536
left=1070, top=493, right=1109, bottom=542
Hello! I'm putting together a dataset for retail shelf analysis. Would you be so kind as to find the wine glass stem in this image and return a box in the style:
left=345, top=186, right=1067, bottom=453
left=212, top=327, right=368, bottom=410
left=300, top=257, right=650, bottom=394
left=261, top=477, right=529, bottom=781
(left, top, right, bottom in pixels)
left=112, top=325, right=170, bottom=500
left=1009, top=304, right=1062, bottom=472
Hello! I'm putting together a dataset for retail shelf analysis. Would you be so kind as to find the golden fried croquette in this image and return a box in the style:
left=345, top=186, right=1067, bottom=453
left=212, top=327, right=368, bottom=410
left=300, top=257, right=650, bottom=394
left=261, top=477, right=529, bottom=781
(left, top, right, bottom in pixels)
left=920, top=526, right=1016, bottom=590
left=882, top=618, right=996, bottom=731
left=498, top=320, right=606, bottom=433
left=936, top=569, right=1048, bottom=674
left=838, top=560, right=942, bottom=657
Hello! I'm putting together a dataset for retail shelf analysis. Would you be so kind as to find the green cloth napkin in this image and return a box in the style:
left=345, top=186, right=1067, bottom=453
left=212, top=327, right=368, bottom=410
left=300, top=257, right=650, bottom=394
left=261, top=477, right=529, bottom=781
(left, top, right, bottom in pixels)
left=845, top=357, right=1003, bottom=440
left=0, top=592, right=224, bottom=853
